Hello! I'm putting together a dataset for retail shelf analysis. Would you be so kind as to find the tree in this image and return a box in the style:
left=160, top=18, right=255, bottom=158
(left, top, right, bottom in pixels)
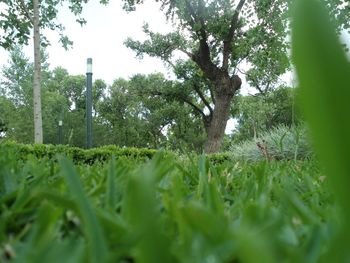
left=0, top=47, right=35, bottom=142
left=123, top=0, right=350, bottom=153
left=128, top=73, right=207, bottom=151
left=0, top=47, right=65, bottom=143
left=0, top=0, right=89, bottom=143
left=0, top=96, right=14, bottom=138
left=95, top=73, right=205, bottom=150
left=231, top=86, right=301, bottom=143
left=33, top=0, right=43, bottom=143
left=123, top=0, right=287, bottom=153
left=0, top=46, right=34, bottom=107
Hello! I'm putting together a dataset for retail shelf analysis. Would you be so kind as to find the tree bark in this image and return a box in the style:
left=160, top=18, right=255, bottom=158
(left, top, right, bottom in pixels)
left=204, top=95, right=232, bottom=153
left=204, top=75, right=242, bottom=153
left=33, top=0, right=43, bottom=143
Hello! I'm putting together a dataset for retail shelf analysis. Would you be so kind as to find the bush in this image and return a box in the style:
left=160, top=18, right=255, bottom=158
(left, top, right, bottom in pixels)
left=0, top=141, right=231, bottom=165
left=230, top=124, right=313, bottom=162
left=0, top=141, right=159, bottom=164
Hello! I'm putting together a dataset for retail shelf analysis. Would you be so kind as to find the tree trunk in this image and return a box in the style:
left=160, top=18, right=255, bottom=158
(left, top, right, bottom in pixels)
left=33, top=0, right=43, bottom=143
left=204, top=75, right=242, bottom=154
left=204, top=94, right=233, bottom=153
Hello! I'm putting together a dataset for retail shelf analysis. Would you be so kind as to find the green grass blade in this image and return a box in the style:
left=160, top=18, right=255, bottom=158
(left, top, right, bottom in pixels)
left=105, top=157, right=117, bottom=212
left=122, top=161, right=176, bottom=263
left=59, top=157, right=108, bottom=263
left=292, top=0, right=350, bottom=260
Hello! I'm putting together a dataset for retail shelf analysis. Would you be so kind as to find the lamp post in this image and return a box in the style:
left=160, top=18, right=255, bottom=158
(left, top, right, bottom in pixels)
left=58, top=120, right=63, bottom=144
left=86, top=58, right=93, bottom=149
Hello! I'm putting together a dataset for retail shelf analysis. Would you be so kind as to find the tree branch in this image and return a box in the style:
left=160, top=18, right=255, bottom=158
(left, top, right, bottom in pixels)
left=182, top=97, right=207, bottom=120
left=182, top=0, right=221, bottom=82
left=178, top=47, right=194, bottom=59
left=165, top=58, right=176, bottom=69
left=192, top=82, right=213, bottom=115
left=222, top=0, right=246, bottom=71
left=18, top=0, right=34, bottom=25
left=183, top=0, right=197, bottom=30
left=152, top=90, right=207, bottom=120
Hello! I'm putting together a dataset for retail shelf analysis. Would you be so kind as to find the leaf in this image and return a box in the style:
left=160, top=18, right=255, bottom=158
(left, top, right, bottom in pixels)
left=122, top=160, right=176, bottom=263
left=12, top=202, right=84, bottom=263
left=292, top=0, right=350, bottom=261
left=105, top=157, right=117, bottom=211
left=59, top=157, right=108, bottom=263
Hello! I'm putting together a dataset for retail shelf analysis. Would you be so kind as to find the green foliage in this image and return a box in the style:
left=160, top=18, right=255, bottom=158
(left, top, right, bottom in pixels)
left=0, top=143, right=342, bottom=262
left=0, top=47, right=53, bottom=143
left=0, top=50, right=207, bottom=150
left=124, top=0, right=297, bottom=152
left=231, top=86, right=301, bottom=143
left=0, top=141, right=159, bottom=164
left=96, top=73, right=206, bottom=151
left=0, top=0, right=88, bottom=50
left=230, top=125, right=313, bottom=162
left=292, top=0, right=350, bottom=260
left=0, top=52, right=206, bottom=150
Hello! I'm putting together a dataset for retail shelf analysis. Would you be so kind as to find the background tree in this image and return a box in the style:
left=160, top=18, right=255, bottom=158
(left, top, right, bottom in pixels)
left=1, top=47, right=35, bottom=142
left=123, top=0, right=290, bottom=153
left=123, top=0, right=350, bottom=153
left=95, top=73, right=206, bottom=150
left=0, top=46, right=66, bottom=144
left=0, top=96, right=14, bottom=139
left=129, top=73, right=207, bottom=151
left=230, top=86, right=301, bottom=143
left=0, top=0, right=89, bottom=143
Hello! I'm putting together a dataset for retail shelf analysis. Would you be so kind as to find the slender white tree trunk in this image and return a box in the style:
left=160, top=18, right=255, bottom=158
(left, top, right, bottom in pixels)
left=33, top=0, right=43, bottom=143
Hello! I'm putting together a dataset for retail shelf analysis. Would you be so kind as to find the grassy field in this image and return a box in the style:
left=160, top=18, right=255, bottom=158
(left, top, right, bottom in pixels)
left=0, top=145, right=342, bottom=263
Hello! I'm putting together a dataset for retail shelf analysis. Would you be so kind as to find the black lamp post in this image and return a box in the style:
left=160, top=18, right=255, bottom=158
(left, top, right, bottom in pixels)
left=86, top=58, right=93, bottom=148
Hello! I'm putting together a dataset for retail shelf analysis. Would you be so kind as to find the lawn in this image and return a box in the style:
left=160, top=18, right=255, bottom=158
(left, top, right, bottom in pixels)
left=0, top=144, right=340, bottom=263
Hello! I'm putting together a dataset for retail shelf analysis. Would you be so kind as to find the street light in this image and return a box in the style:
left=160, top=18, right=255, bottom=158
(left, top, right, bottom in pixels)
left=58, top=120, right=63, bottom=144
left=86, top=58, right=93, bottom=149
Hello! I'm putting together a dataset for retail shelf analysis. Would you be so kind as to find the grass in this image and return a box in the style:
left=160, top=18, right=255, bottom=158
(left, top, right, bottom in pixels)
left=0, top=147, right=341, bottom=262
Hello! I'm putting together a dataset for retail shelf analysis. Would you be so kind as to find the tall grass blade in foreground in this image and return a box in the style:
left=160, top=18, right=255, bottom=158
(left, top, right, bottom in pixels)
left=292, top=0, right=350, bottom=260
left=122, top=157, right=176, bottom=263
left=59, top=158, right=108, bottom=263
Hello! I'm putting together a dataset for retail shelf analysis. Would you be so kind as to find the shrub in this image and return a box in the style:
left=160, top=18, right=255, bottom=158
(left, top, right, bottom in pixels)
left=230, top=124, right=313, bottom=162
left=0, top=141, right=159, bottom=164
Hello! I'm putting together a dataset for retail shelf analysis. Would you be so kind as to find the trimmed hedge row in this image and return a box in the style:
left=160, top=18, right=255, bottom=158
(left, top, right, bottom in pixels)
left=0, top=141, right=233, bottom=164
left=0, top=141, right=158, bottom=164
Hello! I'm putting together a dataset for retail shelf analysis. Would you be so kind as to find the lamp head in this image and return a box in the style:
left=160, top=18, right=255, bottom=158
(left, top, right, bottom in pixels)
left=87, top=58, right=92, bottom=74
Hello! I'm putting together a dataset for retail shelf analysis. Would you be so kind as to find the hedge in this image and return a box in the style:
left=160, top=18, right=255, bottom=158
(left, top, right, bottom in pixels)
left=0, top=141, right=233, bottom=165
left=0, top=141, right=158, bottom=164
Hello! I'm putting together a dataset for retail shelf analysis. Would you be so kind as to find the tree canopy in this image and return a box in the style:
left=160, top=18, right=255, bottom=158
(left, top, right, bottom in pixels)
left=122, top=0, right=349, bottom=153
left=0, top=0, right=90, bottom=50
